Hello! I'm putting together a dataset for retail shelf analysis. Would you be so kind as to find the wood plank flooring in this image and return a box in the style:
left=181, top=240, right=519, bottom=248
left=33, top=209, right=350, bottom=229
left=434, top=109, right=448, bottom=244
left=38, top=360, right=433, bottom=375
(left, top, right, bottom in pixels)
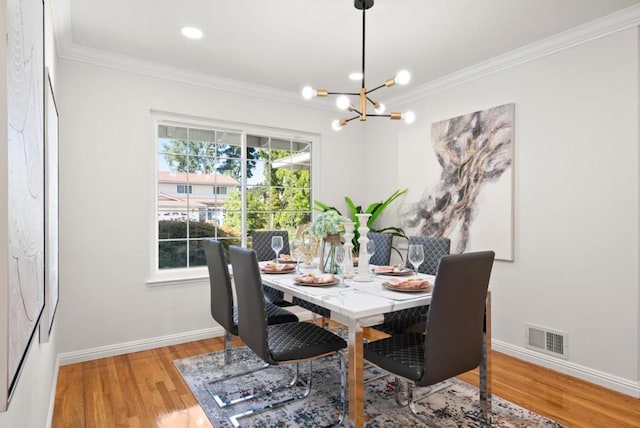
left=53, top=334, right=640, bottom=428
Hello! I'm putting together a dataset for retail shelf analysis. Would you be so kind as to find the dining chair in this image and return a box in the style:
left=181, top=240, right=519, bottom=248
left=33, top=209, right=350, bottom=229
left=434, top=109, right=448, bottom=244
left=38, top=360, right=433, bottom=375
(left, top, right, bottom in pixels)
left=202, top=239, right=299, bottom=407
left=364, top=251, right=495, bottom=425
left=250, top=229, right=332, bottom=324
left=405, top=236, right=451, bottom=275
left=373, top=236, right=450, bottom=335
left=367, top=231, right=393, bottom=266
left=250, top=230, right=293, bottom=307
left=228, top=245, right=347, bottom=427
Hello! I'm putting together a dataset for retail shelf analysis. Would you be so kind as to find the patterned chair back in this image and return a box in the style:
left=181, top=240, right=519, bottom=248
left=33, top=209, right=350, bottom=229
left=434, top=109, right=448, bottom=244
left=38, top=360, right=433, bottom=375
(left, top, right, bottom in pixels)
left=406, top=236, right=451, bottom=274
left=367, top=232, right=393, bottom=266
left=250, top=230, right=291, bottom=261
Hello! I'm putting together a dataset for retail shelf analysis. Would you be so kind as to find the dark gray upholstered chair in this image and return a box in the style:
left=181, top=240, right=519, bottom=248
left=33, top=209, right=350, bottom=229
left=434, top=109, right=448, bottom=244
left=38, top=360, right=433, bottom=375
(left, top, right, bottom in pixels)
left=367, top=232, right=393, bottom=266
left=203, top=239, right=299, bottom=407
left=405, top=236, right=451, bottom=275
left=204, top=239, right=298, bottom=350
left=251, top=230, right=291, bottom=260
left=228, top=245, right=347, bottom=427
left=373, top=236, right=451, bottom=335
left=250, top=230, right=293, bottom=307
left=364, top=251, right=495, bottom=424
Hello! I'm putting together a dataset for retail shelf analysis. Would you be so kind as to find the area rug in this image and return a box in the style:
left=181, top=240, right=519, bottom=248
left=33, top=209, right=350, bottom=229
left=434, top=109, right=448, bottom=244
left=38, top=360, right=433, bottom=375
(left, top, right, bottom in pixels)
left=174, top=347, right=564, bottom=428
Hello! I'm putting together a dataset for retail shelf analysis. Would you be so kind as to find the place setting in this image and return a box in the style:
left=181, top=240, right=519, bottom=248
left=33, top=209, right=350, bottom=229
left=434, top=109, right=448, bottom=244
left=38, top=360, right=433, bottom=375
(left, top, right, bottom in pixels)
left=373, top=264, right=413, bottom=276
left=292, top=273, right=339, bottom=287
left=381, top=277, right=433, bottom=293
left=259, top=262, right=297, bottom=274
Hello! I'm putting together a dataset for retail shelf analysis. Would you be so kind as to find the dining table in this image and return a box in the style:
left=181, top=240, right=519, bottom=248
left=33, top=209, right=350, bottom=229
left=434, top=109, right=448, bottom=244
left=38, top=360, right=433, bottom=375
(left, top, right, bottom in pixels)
left=258, top=263, right=492, bottom=428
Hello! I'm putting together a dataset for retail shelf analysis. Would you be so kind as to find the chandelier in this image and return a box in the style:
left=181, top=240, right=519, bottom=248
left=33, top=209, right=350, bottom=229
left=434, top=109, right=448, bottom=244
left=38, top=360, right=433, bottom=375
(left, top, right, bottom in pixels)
left=301, top=0, right=415, bottom=131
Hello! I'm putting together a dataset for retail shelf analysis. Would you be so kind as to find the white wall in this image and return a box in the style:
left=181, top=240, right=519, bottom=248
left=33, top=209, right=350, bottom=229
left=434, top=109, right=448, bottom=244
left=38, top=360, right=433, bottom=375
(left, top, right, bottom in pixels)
left=5, top=21, right=631, bottom=428
left=0, top=1, right=61, bottom=427
left=55, top=60, right=365, bottom=355
left=365, top=28, right=640, bottom=393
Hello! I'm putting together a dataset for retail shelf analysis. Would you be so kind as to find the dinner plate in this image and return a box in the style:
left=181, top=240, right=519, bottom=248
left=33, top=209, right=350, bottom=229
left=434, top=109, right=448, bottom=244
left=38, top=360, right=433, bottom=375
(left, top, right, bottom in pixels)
left=260, top=266, right=296, bottom=274
left=382, top=281, right=432, bottom=293
left=376, top=269, right=413, bottom=276
left=294, top=279, right=339, bottom=287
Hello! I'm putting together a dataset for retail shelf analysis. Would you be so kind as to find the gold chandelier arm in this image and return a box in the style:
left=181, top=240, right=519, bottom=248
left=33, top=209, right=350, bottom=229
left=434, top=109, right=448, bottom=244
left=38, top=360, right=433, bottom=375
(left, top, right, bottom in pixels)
left=365, top=83, right=387, bottom=95
left=366, top=96, right=380, bottom=108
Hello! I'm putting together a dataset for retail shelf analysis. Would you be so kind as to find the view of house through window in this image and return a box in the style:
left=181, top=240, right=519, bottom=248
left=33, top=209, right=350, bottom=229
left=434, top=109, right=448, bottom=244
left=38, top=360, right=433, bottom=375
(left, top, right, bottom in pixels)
left=157, top=123, right=312, bottom=270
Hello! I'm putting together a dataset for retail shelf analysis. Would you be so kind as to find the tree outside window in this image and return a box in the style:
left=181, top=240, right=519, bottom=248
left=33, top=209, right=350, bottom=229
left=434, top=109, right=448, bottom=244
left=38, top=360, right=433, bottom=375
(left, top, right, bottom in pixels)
left=156, top=124, right=312, bottom=270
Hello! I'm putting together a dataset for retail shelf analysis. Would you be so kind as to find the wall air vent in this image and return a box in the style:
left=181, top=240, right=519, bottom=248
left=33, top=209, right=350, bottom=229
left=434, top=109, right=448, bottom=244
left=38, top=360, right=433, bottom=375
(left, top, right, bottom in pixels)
left=525, top=324, right=568, bottom=359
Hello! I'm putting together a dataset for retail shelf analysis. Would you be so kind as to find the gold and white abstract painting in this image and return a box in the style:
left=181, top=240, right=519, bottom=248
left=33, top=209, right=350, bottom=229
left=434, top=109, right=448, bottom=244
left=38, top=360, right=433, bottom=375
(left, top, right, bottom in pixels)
left=400, top=103, right=514, bottom=260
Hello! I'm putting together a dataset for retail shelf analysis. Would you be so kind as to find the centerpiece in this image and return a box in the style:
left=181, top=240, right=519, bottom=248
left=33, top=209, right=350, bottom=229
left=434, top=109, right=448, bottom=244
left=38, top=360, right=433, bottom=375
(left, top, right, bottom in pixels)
left=311, top=210, right=347, bottom=274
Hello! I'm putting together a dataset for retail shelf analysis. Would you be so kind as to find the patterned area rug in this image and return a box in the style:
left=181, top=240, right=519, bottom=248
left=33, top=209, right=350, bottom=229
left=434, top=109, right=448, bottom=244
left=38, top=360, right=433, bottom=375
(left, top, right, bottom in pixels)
left=174, top=347, right=564, bottom=428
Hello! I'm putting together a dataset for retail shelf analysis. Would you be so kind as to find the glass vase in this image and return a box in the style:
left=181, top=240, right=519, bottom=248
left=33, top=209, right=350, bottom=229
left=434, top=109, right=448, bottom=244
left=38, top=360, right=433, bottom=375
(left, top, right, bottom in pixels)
left=321, top=234, right=341, bottom=274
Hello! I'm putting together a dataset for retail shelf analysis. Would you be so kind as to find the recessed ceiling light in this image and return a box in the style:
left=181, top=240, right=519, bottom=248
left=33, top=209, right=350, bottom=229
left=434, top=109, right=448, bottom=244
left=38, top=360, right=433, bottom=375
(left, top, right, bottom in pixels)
left=181, top=27, right=203, bottom=39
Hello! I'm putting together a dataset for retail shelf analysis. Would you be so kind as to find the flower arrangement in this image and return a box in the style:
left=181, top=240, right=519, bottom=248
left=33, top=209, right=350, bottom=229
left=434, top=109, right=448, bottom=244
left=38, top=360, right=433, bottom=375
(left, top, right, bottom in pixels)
left=311, top=210, right=346, bottom=238
left=314, top=188, right=408, bottom=259
left=311, top=210, right=347, bottom=274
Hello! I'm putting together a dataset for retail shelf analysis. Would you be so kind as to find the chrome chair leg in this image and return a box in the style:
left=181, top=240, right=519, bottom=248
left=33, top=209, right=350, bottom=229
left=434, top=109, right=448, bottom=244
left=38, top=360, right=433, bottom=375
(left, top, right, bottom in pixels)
left=209, top=361, right=298, bottom=408
left=229, top=355, right=346, bottom=428
left=335, top=350, right=347, bottom=427
left=224, top=331, right=233, bottom=364
left=405, top=380, right=455, bottom=424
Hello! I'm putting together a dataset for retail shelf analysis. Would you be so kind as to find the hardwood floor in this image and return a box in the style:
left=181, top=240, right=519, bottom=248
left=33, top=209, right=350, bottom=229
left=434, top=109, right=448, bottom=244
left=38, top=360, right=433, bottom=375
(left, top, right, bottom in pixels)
left=53, top=334, right=640, bottom=428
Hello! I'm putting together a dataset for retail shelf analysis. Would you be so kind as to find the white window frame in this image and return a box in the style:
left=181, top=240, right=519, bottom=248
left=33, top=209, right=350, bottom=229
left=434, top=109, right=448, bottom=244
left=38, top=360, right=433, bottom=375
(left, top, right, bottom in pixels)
left=147, top=111, right=320, bottom=286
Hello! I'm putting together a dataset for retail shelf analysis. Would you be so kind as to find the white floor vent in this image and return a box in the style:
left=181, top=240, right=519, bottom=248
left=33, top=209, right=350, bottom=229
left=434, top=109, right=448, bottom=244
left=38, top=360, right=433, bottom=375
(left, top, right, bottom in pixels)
left=525, top=324, right=568, bottom=359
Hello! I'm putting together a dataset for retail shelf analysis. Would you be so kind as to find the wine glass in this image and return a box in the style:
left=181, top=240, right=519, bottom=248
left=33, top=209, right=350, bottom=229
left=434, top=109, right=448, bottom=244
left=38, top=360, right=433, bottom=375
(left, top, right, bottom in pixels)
left=408, top=244, right=424, bottom=277
left=271, top=236, right=284, bottom=264
left=334, top=246, right=348, bottom=287
left=291, top=240, right=305, bottom=273
left=342, top=249, right=355, bottom=287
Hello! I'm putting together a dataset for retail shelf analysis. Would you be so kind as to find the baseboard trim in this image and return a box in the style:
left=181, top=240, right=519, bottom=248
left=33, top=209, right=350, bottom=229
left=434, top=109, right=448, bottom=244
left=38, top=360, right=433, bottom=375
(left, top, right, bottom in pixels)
left=57, top=308, right=314, bottom=366
left=58, top=326, right=226, bottom=366
left=493, top=340, right=640, bottom=398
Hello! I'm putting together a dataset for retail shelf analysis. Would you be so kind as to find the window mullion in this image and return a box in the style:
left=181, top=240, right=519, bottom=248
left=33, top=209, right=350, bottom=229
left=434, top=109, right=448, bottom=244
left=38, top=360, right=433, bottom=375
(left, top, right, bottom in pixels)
left=240, top=132, right=247, bottom=248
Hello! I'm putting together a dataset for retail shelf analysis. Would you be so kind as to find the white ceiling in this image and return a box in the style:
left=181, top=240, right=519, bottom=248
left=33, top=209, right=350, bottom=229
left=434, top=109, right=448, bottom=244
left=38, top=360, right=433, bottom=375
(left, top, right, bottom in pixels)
left=53, top=0, right=640, bottom=103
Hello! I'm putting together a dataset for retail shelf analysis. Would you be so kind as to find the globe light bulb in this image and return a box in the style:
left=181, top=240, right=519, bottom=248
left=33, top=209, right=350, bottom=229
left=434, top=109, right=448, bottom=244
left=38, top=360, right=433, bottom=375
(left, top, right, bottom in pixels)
left=349, top=72, right=363, bottom=81
left=336, top=96, right=350, bottom=110
left=374, top=103, right=386, bottom=114
left=394, top=70, right=411, bottom=85
left=331, top=120, right=343, bottom=131
left=302, top=86, right=315, bottom=99
left=404, top=111, right=416, bottom=124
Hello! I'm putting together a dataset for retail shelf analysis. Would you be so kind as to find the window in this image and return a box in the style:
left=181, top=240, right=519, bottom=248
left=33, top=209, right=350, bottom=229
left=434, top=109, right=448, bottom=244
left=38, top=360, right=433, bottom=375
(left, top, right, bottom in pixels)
left=213, top=186, right=227, bottom=195
left=156, top=120, right=313, bottom=272
left=177, top=185, right=192, bottom=194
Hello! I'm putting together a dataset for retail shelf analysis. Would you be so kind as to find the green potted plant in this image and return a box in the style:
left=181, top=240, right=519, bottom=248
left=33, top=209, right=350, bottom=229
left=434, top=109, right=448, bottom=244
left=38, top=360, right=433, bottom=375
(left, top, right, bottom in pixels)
left=314, top=188, right=408, bottom=259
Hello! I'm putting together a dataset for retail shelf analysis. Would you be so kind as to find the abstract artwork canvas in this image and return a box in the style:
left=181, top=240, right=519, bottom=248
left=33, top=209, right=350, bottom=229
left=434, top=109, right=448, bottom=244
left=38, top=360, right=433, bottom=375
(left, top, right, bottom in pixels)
left=0, top=0, right=45, bottom=409
left=40, top=68, right=59, bottom=343
left=400, top=103, right=514, bottom=260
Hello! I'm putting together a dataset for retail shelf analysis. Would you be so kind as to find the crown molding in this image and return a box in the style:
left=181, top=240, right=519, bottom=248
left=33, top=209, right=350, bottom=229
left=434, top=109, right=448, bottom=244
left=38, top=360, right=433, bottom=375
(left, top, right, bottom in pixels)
left=52, top=1, right=640, bottom=110
left=386, top=3, right=640, bottom=106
